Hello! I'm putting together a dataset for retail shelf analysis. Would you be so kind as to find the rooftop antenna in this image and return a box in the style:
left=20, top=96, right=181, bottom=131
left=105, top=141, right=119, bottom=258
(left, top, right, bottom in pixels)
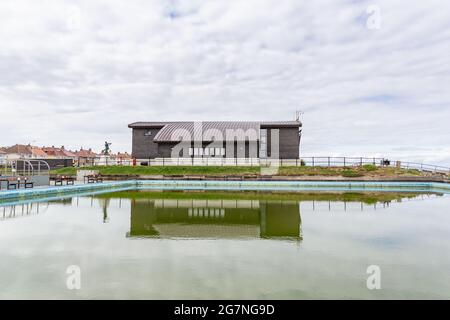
left=295, top=110, right=304, bottom=121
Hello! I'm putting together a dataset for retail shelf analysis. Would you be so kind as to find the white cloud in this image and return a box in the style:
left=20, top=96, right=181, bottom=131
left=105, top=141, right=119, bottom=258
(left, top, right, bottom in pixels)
left=0, top=0, right=449, bottom=164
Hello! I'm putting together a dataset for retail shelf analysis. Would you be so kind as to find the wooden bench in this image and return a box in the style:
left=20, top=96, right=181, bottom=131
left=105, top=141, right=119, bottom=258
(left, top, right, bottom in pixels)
left=0, top=177, right=34, bottom=190
left=20, top=177, right=34, bottom=189
left=51, top=176, right=75, bottom=186
left=6, top=178, right=17, bottom=190
left=84, top=175, right=103, bottom=184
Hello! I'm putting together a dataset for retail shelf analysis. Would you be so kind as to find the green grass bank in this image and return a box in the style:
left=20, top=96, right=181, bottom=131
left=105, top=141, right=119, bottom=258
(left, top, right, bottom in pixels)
left=51, top=164, right=433, bottom=179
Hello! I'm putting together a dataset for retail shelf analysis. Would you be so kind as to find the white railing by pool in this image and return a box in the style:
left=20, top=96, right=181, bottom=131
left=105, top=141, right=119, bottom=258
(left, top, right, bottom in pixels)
left=71, top=156, right=450, bottom=175
left=133, top=157, right=387, bottom=167
left=129, top=157, right=450, bottom=175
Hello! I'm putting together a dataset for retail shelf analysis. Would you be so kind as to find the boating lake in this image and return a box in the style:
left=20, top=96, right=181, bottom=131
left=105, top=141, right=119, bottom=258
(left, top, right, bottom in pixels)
left=1, top=190, right=449, bottom=299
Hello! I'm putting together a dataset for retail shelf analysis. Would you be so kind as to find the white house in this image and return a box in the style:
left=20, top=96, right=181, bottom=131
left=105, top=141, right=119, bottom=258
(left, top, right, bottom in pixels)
left=0, top=150, right=6, bottom=165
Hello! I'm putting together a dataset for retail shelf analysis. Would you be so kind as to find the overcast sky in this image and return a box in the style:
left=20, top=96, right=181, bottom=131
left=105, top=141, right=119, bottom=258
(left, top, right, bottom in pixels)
left=0, top=0, right=449, bottom=164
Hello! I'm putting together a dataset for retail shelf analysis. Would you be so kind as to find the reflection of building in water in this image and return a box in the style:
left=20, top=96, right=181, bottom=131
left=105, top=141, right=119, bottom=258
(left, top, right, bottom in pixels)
left=128, top=199, right=302, bottom=240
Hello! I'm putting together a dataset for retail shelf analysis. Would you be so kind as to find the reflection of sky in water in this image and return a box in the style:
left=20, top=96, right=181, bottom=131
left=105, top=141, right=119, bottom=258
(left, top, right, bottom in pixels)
left=0, top=192, right=449, bottom=299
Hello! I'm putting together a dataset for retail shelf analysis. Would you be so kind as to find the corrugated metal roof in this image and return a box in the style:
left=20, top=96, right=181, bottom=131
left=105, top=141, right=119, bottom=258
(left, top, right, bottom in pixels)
left=154, top=121, right=262, bottom=142
left=129, top=121, right=301, bottom=127
left=260, top=121, right=302, bottom=126
left=128, top=122, right=169, bottom=128
left=129, top=121, right=301, bottom=142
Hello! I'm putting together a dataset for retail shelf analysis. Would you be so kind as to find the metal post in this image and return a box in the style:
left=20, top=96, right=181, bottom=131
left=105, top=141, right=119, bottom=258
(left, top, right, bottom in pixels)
left=312, top=157, right=315, bottom=166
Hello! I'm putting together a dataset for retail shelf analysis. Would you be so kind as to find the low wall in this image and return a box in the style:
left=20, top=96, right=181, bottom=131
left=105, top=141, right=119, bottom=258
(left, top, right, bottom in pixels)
left=76, top=170, right=99, bottom=181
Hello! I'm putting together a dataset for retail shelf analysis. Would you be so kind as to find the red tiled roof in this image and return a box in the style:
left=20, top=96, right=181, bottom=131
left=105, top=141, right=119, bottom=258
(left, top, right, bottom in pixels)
left=62, top=150, right=77, bottom=157
left=31, top=147, right=48, bottom=157
left=3, top=144, right=33, bottom=155
left=74, top=149, right=98, bottom=157
left=42, top=146, right=80, bottom=158
left=115, top=152, right=132, bottom=159
left=2, top=145, right=48, bottom=158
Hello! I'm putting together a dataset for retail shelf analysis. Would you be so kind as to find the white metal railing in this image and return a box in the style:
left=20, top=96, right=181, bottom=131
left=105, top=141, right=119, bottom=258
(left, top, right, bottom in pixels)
left=132, top=157, right=386, bottom=168
left=297, top=157, right=385, bottom=167
left=299, top=157, right=450, bottom=175
left=391, top=161, right=450, bottom=174
left=131, top=157, right=450, bottom=174
left=71, top=156, right=450, bottom=175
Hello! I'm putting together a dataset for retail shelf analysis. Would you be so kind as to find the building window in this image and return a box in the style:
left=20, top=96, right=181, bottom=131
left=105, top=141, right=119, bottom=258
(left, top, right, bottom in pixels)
left=186, top=147, right=227, bottom=157
left=260, top=129, right=267, bottom=158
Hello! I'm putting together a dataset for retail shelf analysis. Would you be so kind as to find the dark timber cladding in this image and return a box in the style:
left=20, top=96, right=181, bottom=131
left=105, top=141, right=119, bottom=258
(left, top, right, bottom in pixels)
left=128, top=121, right=302, bottom=159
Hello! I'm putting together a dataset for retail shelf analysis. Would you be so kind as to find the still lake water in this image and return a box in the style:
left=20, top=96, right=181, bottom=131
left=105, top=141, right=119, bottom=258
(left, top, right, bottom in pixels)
left=0, top=190, right=449, bottom=299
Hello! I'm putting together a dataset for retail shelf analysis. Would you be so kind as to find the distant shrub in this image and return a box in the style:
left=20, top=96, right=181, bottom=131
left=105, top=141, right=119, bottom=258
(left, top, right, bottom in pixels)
left=362, top=164, right=377, bottom=172
left=300, top=159, right=306, bottom=166
left=342, top=170, right=364, bottom=178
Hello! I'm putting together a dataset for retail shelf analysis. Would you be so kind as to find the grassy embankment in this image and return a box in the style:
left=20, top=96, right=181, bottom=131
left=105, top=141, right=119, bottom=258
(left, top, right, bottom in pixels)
left=51, top=164, right=426, bottom=178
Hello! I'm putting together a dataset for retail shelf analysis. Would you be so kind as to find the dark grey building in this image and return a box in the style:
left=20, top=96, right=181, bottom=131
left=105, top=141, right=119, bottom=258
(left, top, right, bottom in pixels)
left=128, top=121, right=302, bottom=159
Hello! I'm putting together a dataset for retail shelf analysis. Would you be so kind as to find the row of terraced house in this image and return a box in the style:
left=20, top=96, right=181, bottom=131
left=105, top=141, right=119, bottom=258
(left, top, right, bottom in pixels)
left=0, top=144, right=131, bottom=167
